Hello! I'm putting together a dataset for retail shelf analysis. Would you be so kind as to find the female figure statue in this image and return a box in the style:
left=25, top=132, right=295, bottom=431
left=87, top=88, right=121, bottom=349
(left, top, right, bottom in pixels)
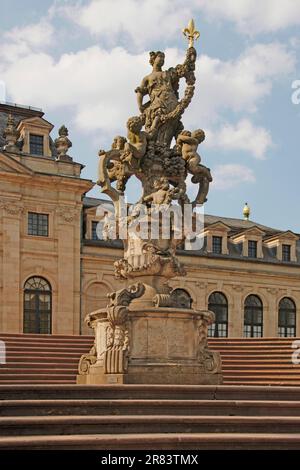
left=135, top=47, right=197, bottom=148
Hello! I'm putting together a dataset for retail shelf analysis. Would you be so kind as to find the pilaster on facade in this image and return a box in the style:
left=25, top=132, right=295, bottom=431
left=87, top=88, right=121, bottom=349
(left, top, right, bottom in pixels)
left=263, top=289, right=278, bottom=337
left=2, top=212, right=22, bottom=332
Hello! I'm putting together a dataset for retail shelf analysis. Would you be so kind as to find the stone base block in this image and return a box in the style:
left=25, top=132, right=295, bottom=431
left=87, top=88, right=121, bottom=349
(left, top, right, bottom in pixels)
left=77, top=373, right=126, bottom=385
left=77, top=304, right=223, bottom=386
left=77, top=363, right=222, bottom=385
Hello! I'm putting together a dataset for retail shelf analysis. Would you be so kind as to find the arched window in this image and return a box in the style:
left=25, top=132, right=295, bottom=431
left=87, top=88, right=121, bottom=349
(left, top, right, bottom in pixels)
left=171, top=289, right=192, bottom=309
left=23, top=277, right=52, bottom=334
left=244, top=295, right=263, bottom=337
left=278, top=298, right=296, bottom=337
left=208, top=292, right=228, bottom=337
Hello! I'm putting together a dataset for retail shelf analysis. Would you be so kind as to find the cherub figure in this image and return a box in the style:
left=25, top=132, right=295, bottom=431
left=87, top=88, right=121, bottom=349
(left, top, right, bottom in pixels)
left=120, top=116, right=149, bottom=165
left=143, top=177, right=172, bottom=205
left=111, top=135, right=127, bottom=151
left=97, top=135, right=129, bottom=192
left=176, top=129, right=212, bottom=183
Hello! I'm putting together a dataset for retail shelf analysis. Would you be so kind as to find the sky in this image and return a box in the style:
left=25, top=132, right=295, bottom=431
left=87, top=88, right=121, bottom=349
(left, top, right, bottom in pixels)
left=0, top=0, right=300, bottom=232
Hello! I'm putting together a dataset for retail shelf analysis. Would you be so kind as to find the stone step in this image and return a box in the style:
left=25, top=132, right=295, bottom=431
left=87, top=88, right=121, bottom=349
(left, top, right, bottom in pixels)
left=218, top=352, right=295, bottom=357
left=1, top=398, right=300, bottom=417
left=0, top=333, right=92, bottom=341
left=2, top=384, right=300, bottom=401
left=222, top=366, right=300, bottom=372
left=213, top=343, right=293, bottom=351
left=5, top=351, right=86, bottom=358
left=5, top=367, right=298, bottom=382
left=2, top=342, right=89, bottom=349
left=1, top=346, right=89, bottom=353
left=224, top=378, right=300, bottom=382
left=222, top=359, right=296, bottom=364
left=0, top=342, right=91, bottom=349
left=208, top=337, right=299, bottom=342
left=0, top=337, right=272, bottom=344
left=1, top=414, right=300, bottom=436
left=223, top=381, right=300, bottom=387
left=0, top=362, right=77, bottom=369
left=4, top=366, right=297, bottom=375
left=0, top=342, right=92, bottom=349
left=0, top=336, right=92, bottom=348
left=0, top=380, right=75, bottom=385
left=0, top=432, right=300, bottom=450
left=0, top=373, right=77, bottom=381
left=4, top=357, right=79, bottom=364
left=211, top=341, right=296, bottom=345
left=0, top=367, right=76, bottom=374
left=223, top=373, right=300, bottom=379
left=1, top=379, right=298, bottom=386
left=2, top=335, right=296, bottom=343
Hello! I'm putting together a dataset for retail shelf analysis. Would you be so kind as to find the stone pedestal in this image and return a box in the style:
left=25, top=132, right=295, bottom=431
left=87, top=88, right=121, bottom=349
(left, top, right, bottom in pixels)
left=77, top=301, right=222, bottom=385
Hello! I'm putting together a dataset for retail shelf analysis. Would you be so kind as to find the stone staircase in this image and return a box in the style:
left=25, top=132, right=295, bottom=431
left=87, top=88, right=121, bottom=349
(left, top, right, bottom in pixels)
left=0, top=333, right=299, bottom=386
left=209, top=337, right=300, bottom=386
left=1, top=334, right=300, bottom=449
left=0, top=384, right=300, bottom=449
left=0, top=333, right=92, bottom=385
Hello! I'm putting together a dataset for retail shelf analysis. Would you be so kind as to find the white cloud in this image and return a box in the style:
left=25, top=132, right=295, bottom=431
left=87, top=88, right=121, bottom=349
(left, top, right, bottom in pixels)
left=212, top=164, right=256, bottom=190
left=3, top=20, right=54, bottom=48
left=56, top=0, right=192, bottom=49
left=0, top=81, right=6, bottom=102
left=196, top=0, right=300, bottom=35
left=0, top=20, right=54, bottom=63
left=1, top=40, right=294, bottom=141
left=206, top=119, right=273, bottom=159
left=289, top=37, right=300, bottom=49
left=55, top=0, right=300, bottom=42
left=1, top=46, right=149, bottom=136
left=185, top=42, right=295, bottom=127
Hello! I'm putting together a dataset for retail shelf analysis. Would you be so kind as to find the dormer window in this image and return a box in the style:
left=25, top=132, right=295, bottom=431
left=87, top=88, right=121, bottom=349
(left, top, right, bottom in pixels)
left=30, top=134, right=44, bottom=156
left=231, top=226, right=265, bottom=259
left=264, top=231, right=298, bottom=262
left=204, top=222, right=230, bottom=255
left=248, top=240, right=257, bottom=258
left=282, top=244, right=291, bottom=262
left=212, top=236, right=222, bottom=254
left=17, top=116, right=53, bottom=157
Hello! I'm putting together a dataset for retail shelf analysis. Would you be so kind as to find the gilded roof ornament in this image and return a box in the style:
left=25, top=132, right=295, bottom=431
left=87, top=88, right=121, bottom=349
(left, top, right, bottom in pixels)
left=243, top=202, right=251, bottom=221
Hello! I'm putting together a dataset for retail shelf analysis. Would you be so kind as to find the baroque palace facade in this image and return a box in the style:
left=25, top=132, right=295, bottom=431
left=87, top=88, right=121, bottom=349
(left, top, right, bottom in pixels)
left=0, top=102, right=299, bottom=338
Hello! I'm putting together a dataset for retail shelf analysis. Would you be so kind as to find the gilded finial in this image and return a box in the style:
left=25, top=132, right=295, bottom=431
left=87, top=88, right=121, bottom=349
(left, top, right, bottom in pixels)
left=182, top=19, right=200, bottom=48
left=243, top=202, right=250, bottom=221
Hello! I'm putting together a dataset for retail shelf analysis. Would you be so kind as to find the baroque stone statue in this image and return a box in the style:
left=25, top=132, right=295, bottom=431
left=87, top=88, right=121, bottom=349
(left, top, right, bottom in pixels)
left=78, top=19, right=222, bottom=386
left=3, top=114, right=21, bottom=153
left=135, top=47, right=196, bottom=147
left=96, top=19, right=212, bottom=292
